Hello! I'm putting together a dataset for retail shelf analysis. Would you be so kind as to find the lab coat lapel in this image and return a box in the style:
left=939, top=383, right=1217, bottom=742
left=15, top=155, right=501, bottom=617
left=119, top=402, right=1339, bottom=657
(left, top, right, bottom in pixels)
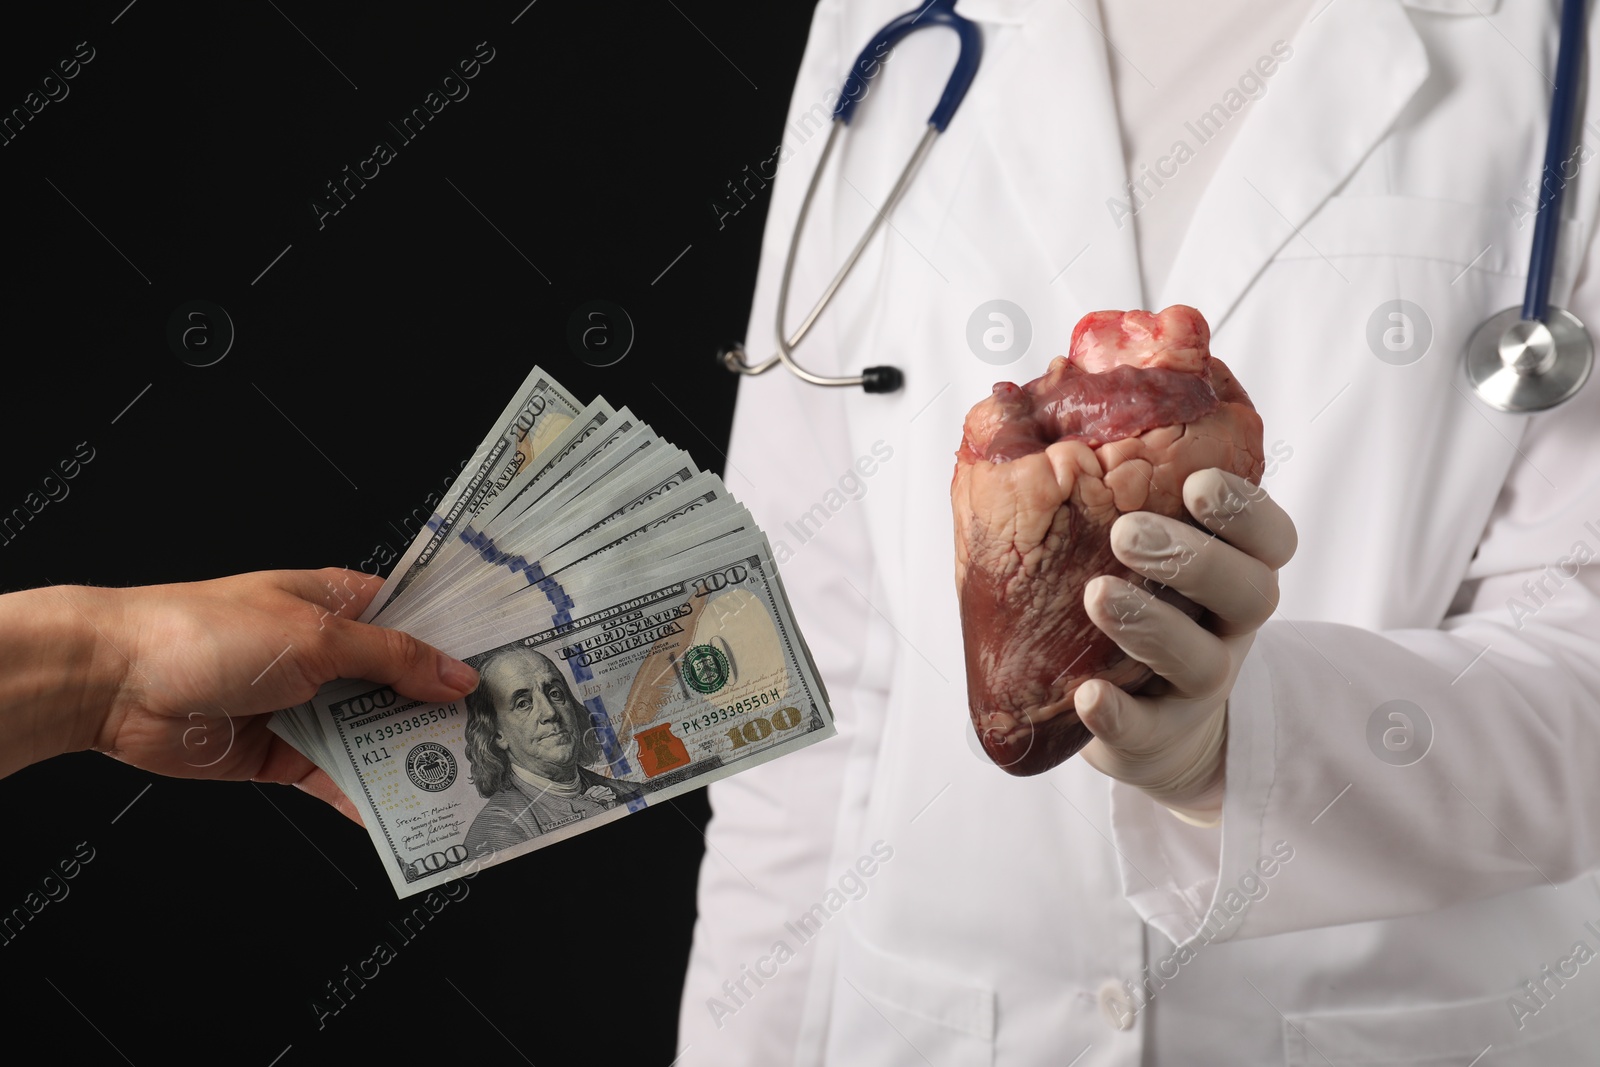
left=967, top=0, right=1143, bottom=309
left=1157, top=0, right=1430, bottom=326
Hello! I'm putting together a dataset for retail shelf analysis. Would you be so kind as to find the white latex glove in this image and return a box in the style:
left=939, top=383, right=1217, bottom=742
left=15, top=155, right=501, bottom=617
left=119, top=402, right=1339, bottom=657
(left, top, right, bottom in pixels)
left=1076, top=468, right=1298, bottom=826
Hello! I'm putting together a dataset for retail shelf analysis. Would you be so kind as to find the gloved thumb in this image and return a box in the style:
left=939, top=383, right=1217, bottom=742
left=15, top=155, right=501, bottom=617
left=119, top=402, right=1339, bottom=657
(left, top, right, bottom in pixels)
left=1077, top=679, right=1228, bottom=826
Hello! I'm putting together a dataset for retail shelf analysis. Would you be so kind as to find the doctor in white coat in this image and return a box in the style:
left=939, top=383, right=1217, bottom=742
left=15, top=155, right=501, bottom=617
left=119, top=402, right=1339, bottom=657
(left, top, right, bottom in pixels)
left=679, top=0, right=1600, bottom=1063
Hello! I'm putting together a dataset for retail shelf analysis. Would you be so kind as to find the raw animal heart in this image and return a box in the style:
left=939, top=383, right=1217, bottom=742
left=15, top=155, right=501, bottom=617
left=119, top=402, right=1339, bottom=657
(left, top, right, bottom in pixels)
left=951, top=306, right=1264, bottom=775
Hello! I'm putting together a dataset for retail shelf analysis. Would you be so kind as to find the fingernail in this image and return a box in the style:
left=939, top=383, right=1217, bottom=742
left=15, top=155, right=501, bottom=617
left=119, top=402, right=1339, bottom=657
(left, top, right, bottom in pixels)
left=438, top=652, right=479, bottom=694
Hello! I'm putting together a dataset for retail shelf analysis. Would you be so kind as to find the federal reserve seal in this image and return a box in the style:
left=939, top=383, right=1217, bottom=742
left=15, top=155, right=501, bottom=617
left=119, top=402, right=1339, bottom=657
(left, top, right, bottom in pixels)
left=406, top=742, right=458, bottom=792
left=681, top=644, right=731, bottom=694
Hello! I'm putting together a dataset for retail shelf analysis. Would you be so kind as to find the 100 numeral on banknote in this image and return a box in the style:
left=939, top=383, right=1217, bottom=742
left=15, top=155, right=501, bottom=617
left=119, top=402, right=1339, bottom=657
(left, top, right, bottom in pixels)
left=301, top=546, right=832, bottom=897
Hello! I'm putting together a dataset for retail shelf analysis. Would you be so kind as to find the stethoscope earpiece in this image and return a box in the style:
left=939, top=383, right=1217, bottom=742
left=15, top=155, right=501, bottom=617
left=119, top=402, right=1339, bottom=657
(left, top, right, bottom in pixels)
left=861, top=366, right=904, bottom=394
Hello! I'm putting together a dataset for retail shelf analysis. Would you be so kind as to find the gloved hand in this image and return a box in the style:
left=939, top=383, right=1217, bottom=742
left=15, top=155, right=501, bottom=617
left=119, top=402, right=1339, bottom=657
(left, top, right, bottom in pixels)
left=1075, top=469, right=1297, bottom=826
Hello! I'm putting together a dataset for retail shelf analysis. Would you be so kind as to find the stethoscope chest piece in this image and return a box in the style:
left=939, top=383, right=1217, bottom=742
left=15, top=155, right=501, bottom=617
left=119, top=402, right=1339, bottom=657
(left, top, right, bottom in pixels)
left=1464, top=306, right=1593, bottom=413
left=1458, top=0, right=1592, bottom=415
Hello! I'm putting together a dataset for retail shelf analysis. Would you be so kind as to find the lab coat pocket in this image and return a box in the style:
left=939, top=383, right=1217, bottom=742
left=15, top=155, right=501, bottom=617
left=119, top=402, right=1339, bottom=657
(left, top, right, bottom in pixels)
left=1281, top=982, right=1600, bottom=1066
left=828, top=923, right=997, bottom=1067
left=1280, top=194, right=1534, bottom=277
left=1281, top=192, right=1587, bottom=306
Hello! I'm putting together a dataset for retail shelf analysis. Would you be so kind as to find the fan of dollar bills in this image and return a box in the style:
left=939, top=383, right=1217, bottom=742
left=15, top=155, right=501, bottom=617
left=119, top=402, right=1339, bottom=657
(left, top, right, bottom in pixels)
left=269, top=367, right=834, bottom=898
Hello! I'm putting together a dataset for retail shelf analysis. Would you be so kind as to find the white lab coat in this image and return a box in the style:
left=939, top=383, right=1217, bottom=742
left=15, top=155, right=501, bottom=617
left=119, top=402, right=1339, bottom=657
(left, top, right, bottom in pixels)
left=678, top=0, right=1600, bottom=1064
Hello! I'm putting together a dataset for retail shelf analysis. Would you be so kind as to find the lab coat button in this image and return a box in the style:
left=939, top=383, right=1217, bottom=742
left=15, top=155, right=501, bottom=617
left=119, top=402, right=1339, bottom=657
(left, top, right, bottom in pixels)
left=1097, top=979, right=1135, bottom=1031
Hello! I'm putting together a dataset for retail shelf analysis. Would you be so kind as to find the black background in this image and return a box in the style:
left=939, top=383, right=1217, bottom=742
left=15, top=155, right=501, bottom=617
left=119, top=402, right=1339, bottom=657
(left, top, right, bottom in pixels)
left=0, top=2, right=817, bottom=1064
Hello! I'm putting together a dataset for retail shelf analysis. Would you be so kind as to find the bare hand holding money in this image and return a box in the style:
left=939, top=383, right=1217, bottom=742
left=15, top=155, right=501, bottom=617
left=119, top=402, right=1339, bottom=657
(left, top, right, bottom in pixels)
left=0, top=570, right=478, bottom=821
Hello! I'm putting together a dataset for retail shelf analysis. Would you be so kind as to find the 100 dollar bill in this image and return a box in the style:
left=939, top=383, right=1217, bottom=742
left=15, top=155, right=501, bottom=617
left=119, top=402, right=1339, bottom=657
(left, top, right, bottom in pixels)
left=301, top=537, right=833, bottom=897
left=363, top=369, right=581, bottom=621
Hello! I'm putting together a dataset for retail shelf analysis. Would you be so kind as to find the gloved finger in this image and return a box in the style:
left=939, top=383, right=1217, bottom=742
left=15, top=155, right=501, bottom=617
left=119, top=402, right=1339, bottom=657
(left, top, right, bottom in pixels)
left=1075, top=679, right=1192, bottom=767
left=1074, top=677, right=1141, bottom=751
left=307, top=618, right=480, bottom=704
left=1075, top=678, right=1228, bottom=811
left=1108, top=513, right=1280, bottom=635
left=1084, top=575, right=1232, bottom=696
left=1183, top=469, right=1298, bottom=570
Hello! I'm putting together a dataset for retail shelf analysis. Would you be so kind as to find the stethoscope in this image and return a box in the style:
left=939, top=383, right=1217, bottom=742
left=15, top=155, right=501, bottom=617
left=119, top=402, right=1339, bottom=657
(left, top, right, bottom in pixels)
left=722, top=0, right=1593, bottom=414
left=1464, top=0, right=1593, bottom=412
left=719, top=0, right=980, bottom=393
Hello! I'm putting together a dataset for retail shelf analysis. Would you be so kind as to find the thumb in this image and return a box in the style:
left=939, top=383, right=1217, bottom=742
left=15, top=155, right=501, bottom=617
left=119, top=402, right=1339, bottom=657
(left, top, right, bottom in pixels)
left=317, top=619, right=479, bottom=704
left=1075, top=679, right=1141, bottom=749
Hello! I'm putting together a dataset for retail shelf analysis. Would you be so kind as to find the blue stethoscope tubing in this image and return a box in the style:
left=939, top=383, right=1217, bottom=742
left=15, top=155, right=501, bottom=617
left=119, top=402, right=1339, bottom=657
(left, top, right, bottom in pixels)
left=720, top=0, right=981, bottom=393
left=1464, top=0, right=1594, bottom=412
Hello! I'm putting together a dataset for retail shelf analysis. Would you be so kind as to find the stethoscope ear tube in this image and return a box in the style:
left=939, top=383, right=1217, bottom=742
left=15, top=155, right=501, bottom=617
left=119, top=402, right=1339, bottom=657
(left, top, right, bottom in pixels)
left=720, top=0, right=984, bottom=394
left=834, top=0, right=982, bottom=133
left=718, top=342, right=902, bottom=393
